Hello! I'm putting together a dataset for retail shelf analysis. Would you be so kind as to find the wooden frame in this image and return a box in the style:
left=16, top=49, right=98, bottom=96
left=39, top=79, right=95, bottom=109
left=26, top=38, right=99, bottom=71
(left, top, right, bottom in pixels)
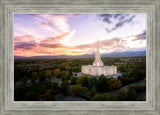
left=0, top=0, right=160, bottom=115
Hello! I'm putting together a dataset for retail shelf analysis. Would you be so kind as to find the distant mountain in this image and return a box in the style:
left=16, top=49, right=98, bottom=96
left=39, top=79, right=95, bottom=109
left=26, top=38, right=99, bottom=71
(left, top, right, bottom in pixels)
left=101, top=50, right=146, bottom=57
left=14, top=54, right=94, bottom=59
left=14, top=50, right=146, bottom=59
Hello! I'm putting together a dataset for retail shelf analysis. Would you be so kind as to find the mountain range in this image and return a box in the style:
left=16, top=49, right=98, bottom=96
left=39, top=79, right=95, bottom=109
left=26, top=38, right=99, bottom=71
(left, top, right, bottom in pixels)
left=14, top=50, right=146, bottom=59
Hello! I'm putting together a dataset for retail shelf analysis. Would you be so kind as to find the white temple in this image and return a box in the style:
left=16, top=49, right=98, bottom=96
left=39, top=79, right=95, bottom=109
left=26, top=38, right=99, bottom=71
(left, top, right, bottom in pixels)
left=81, top=39, right=117, bottom=76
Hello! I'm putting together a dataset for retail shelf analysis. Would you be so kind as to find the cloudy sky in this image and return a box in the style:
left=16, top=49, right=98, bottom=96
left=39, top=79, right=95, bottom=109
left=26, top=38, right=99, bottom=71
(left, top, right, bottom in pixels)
left=14, top=14, right=146, bottom=57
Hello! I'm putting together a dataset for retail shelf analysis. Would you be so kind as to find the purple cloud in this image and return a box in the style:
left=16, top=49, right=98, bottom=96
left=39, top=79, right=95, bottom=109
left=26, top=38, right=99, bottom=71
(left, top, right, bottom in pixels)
left=110, top=15, right=135, bottom=32
left=99, top=14, right=136, bottom=33
left=99, top=14, right=113, bottom=24
left=136, top=30, right=146, bottom=39
left=132, top=30, right=146, bottom=41
left=14, top=41, right=37, bottom=50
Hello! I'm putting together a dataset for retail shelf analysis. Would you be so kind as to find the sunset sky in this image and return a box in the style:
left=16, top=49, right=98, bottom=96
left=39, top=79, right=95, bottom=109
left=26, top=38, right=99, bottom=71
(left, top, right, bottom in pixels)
left=14, top=14, right=146, bottom=57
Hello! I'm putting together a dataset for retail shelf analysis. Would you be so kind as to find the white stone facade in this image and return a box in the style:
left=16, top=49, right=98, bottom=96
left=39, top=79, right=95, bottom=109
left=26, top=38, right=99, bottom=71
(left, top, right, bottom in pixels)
left=81, top=39, right=117, bottom=76
left=81, top=65, right=117, bottom=76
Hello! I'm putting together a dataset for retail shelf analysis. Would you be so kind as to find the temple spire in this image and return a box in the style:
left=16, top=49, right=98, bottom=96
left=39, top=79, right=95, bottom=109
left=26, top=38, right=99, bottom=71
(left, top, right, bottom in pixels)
left=93, top=38, right=104, bottom=66
left=97, top=38, right=99, bottom=57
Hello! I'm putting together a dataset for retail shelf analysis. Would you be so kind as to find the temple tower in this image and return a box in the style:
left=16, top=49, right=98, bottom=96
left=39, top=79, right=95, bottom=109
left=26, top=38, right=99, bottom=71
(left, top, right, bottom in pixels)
left=93, top=39, right=104, bottom=66
left=81, top=38, right=117, bottom=76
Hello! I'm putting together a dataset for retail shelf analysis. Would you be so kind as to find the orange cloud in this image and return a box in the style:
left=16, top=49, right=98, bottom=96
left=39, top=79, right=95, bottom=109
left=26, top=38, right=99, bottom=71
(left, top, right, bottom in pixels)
left=39, top=31, right=73, bottom=45
left=14, top=30, right=83, bottom=57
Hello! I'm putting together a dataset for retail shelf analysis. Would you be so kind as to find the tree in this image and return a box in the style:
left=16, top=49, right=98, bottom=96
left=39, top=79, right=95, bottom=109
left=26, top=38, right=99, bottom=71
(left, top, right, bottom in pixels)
left=126, top=88, right=137, bottom=101
left=61, top=80, right=70, bottom=96
left=25, top=91, right=39, bottom=101
left=71, top=77, right=78, bottom=85
left=45, top=70, right=52, bottom=79
left=31, top=72, right=38, bottom=83
left=98, top=75, right=109, bottom=93
left=91, top=93, right=116, bottom=101
left=118, top=66, right=126, bottom=72
left=21, top=76, right=28, bottom=85
left=129, top=84, right=146, bottom=93
left=41, top=89, right=55, bottom=101
left=59, top=65, right=66, bottom=71
left=60, top=71, right=69, bottom=80
left=109, top=78, right=122, bottom=89
left=40, top=85, right=47, bottom=94
left=39, top=71, right=46, bottom=82
left=89, top=77, right=98, bottom=90
left=90, top=86, right=97, bottom=98
left=82, top=76, right=89, bottom=88
left=70, top=85, right=89, bottom=97
left=117, top=89, right=128, bottom=101
left=53, top=69, right=60, bottom=77
left=76, top=75, right=89, bottom=84
left=51, top=82, right=60, bottom=91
